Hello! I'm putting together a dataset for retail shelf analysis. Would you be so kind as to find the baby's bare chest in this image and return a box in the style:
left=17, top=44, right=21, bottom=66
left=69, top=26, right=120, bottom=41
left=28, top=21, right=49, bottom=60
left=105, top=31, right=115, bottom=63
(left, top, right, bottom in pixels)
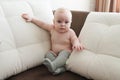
left=51, top=32, right=71, bottom=44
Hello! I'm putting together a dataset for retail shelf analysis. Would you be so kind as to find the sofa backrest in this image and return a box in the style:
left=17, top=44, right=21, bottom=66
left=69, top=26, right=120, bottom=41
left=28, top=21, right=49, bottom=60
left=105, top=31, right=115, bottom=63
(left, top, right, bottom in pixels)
left=80, top=12, right=120, bottom=57
left=0, top=0, right=53, bottom=79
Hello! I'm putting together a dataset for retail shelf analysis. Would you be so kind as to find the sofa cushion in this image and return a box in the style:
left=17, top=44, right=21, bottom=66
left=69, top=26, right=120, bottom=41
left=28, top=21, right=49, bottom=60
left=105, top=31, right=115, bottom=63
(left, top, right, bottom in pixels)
left=0, top=0, right=53, bottom=79
left=66, top=12, right=120, bottom=80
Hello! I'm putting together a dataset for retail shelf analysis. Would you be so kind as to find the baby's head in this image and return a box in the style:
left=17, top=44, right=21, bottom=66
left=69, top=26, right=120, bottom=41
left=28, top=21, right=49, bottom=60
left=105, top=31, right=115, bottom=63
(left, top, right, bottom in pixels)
left=53, top=8, right=72, bottom=33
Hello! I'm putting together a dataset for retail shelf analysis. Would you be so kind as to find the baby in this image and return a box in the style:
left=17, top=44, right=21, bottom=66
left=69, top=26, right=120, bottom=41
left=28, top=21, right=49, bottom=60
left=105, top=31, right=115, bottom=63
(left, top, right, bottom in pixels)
left=21, top=8, right=84, bottom=75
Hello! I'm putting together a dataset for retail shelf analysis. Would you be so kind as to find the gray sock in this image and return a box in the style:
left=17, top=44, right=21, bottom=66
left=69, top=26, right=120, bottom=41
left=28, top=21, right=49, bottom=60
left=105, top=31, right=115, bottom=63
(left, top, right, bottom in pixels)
left=53, top=67, right=66, bottom=75
left=52, top=50, right=70, bottom=70
left=45, top=51, right=56, bottom=61
left=43, top=50, right=70, bottom=73
left=43, top=58, right=54, bottom=72
left=43, top=52, right=56, bottom=66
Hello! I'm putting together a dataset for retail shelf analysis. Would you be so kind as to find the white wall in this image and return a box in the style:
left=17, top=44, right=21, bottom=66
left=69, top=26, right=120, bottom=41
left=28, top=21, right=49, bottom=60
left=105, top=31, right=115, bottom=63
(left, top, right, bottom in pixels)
left=51, top=0, right=95, bottom=11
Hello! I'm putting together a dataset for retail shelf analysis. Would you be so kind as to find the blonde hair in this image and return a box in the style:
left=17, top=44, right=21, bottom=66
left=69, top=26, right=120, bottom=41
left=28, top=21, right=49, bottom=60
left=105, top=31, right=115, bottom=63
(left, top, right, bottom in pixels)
left=54, top=8, right=72, bottom=19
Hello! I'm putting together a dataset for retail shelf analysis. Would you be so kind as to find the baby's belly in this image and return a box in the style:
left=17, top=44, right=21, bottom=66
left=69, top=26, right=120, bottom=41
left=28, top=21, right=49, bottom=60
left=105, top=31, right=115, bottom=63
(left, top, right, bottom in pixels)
left=52, top=44, right=72, bottom=55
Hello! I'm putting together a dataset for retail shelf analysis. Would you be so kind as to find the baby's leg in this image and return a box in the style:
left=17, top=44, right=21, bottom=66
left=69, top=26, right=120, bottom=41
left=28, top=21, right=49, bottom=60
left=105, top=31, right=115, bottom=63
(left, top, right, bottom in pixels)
left=43, top=51, right=56, bottom=66
left=45, top=51, right=56, bottom=61
left=44, top=50, right=70, bottom=72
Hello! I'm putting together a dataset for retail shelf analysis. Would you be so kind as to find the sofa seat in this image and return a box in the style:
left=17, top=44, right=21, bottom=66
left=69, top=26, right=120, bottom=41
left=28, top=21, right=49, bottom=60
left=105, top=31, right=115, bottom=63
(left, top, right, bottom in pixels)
left=6, top=65, right=88, bottom=80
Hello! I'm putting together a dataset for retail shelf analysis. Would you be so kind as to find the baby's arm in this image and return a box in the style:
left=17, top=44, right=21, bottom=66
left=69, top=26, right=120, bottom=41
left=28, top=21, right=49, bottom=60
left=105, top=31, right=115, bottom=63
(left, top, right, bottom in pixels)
left=70, top=29, right=84, bottom=51
left=21, top=13, right=53, bottom=32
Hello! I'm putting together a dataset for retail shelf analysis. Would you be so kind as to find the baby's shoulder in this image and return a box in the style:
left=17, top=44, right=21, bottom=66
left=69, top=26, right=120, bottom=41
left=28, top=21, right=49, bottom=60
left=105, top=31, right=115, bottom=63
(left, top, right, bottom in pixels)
left=68, top=29, right=76, bottom=38
left=69, top=29, right=75, bottom=34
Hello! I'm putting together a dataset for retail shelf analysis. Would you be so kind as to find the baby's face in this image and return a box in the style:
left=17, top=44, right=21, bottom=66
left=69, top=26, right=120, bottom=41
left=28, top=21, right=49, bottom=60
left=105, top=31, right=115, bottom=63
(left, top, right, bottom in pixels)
left=54, top=12, right=72, bottom=33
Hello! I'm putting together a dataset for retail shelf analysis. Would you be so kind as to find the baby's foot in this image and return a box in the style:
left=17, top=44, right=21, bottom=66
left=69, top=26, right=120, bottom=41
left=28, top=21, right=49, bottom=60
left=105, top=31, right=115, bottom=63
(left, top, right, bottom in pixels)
left=43, top=58, right=55, bottom=72
left=43, top=58, right=49, bottom=66
left=53, top=67, right=66, bottom=75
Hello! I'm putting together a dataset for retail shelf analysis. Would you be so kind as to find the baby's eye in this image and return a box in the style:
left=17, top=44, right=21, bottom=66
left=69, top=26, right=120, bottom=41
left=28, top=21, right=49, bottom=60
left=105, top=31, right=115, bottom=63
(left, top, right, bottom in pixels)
left=57, top=20, right=61, bottom=23
left=65, top=21, right=69, bottom=24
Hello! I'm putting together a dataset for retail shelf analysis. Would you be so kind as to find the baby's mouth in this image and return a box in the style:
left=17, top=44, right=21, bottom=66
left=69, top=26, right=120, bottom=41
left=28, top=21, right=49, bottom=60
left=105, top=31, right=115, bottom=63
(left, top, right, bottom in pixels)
left=60, top=27, right=65, bottom=29
left=59, top=28, right=65, bottom=31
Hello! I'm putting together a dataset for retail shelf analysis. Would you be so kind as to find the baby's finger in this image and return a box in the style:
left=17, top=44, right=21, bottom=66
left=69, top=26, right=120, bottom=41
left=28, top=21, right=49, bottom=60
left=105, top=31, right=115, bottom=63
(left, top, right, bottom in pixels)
left=72, top=46, right=75, bottom=50
left=81, top=46, right=85, bottom=50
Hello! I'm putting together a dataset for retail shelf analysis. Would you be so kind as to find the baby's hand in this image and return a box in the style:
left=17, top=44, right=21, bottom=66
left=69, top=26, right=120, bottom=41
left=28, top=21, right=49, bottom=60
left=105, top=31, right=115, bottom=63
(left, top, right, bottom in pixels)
left=72, top=42, right=84, bottom=51
left=21, top=13, right=32, bottom=22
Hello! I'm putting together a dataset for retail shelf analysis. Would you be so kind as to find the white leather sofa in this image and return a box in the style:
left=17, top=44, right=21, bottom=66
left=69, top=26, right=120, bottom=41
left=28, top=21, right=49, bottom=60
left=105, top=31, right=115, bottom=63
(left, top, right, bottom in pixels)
left=67, top=12, right=120, bottom=80
left=0, top=0, right=120, bottom=80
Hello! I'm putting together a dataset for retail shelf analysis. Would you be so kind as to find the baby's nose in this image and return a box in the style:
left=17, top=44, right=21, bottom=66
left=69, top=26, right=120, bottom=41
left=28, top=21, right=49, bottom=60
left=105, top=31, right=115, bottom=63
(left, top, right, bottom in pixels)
left=61, top=23, right=65, bottom=26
